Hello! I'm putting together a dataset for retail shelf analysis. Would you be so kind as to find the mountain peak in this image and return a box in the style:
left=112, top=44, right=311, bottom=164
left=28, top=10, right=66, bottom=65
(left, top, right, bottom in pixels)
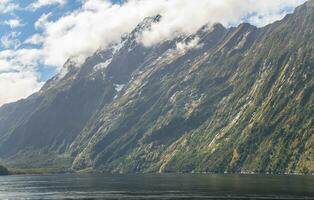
left=133, top=14, right=162, bottom=33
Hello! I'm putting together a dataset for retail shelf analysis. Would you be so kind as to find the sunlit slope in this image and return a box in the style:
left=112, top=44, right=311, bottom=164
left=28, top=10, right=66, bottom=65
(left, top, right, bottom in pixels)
left=0, top=1, right=313, bottom=174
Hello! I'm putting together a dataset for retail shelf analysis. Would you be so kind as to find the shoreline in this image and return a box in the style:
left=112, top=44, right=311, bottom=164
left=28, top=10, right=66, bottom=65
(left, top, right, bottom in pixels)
left=4, top=168, right=314, bottom=176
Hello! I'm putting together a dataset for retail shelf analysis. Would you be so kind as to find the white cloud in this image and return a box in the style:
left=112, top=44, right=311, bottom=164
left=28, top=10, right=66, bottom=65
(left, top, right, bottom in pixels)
left=35, top=12, right=52, bottom=30
left=0, top=0, right=307, bottom=106
left=0, top=49, right=43, bottom=73
left=247, top=12, right=289, bottom=27
left=24, top=34, right=45, bottom=45
left=37, top=0, right=159, bottom=67
left=137, top=0, right=306, bottom=46
left=3, top=18, right=24, bottom=28
left=34, top=0, right=306, bottom=68
left=0, top=49, right=43, bottom=106
left=0, top=0, right=19, bottom=13
left=175, top=37, right=202, bottom=54
left=1, top=32, right=21, bottom=49
left=29, top=0, right=67, bottom=10
left=0, top=71, right=43, bottom=106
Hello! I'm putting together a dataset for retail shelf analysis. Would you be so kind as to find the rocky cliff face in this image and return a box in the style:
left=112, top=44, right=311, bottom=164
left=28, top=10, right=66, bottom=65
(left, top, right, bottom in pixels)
left=0, top=1, right=313, bottom=174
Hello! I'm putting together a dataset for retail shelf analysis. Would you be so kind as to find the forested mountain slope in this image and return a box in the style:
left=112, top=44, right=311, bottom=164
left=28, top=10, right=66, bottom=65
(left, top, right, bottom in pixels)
left=0, top=1, right=313, bottom=174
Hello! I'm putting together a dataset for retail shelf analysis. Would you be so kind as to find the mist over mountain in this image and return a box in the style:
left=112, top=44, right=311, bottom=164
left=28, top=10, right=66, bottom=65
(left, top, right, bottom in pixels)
left=0, top=0, right=313, bottom=174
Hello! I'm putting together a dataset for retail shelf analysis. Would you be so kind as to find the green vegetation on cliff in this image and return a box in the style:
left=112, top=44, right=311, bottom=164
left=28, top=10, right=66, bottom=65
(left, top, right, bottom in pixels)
left=0, top=1, right=313, bottom=174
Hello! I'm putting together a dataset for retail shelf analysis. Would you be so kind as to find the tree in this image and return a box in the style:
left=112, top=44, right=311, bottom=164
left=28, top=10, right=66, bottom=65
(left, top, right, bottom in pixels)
left=0, top=165, right=9, bottom=175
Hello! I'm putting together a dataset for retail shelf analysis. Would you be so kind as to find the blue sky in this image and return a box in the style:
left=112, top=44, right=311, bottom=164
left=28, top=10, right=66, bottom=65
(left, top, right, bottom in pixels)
left=0, top=0, right=306, bottom=106
left=0, top=0, right=121, bottom=82
left=1, top=4, right=77, bottom=80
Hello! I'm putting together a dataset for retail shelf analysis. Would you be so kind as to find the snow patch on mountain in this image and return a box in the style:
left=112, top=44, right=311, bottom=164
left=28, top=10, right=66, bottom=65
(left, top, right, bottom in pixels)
left=94, top=59, right=112, bottom=71
left=114, top=84, right=125, bottom=92
left=113, top=40, right=127, bottom=54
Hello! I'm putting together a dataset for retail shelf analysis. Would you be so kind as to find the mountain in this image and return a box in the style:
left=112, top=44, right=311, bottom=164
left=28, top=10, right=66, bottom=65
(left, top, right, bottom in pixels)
left=0, top=1, right=313, bottom=174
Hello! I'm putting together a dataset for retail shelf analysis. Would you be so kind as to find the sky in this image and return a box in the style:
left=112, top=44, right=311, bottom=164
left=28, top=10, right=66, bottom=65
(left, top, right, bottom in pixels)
left=0, top=0, right=307, bottom=106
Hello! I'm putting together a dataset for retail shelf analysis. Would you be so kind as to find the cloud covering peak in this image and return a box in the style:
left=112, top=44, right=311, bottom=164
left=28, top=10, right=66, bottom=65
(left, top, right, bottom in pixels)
left=0, top=0, right=307, bottom=106
left=37, top=0, right=305, bottom=67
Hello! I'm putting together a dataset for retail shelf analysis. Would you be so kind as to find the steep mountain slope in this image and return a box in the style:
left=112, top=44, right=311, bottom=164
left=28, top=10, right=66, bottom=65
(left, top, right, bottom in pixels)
left=0, top=57, right=113, bottom=168
left=0, top=15, right=179, bottom=169
left=0, top=1, right=313, bottom=174
left=69, top=1, right=313, bottom=174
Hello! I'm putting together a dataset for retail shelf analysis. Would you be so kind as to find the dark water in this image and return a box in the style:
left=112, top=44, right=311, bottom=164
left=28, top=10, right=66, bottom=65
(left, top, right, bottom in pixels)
left=0, top=173, right=313, bottom=199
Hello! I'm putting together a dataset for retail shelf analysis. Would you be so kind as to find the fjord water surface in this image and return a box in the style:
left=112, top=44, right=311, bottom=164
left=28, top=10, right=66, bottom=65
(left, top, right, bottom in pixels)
left=0, top=173, right=313, bottom=199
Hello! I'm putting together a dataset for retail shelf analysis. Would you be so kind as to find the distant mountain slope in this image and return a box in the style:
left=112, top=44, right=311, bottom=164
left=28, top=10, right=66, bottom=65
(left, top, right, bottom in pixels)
left=0, top=1, right=313, bottom=174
